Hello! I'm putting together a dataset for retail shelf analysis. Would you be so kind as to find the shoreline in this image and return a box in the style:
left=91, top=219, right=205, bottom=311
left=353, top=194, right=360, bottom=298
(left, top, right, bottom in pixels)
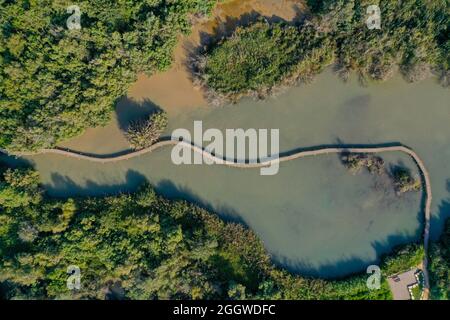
left=124, top=0, right=306, bottom=111
left=0, top=141, right=432, bottom=297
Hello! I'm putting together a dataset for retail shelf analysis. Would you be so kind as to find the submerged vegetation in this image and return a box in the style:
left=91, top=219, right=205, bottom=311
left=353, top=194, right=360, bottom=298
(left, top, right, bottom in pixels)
left=341, top=153, right=385, bottom=175
left=341, top=153, right=421, bottom=195
left=391, top=167, right=421, bottom=195
left=0, top=0, right=218, bottom=152
left=194, top=0, right=449, bottom=104
left=0, top=164, right=433, bottom=300
left=125, top=111, right=168, bottom=150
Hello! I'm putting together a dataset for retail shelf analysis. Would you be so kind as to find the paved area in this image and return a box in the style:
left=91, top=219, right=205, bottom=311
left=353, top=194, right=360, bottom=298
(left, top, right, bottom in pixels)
left=387, top=268, right=419, bottom=300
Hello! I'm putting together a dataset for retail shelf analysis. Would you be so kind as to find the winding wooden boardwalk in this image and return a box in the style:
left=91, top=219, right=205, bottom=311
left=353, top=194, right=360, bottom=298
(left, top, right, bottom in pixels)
left=0, top=141, right=432, bottom=298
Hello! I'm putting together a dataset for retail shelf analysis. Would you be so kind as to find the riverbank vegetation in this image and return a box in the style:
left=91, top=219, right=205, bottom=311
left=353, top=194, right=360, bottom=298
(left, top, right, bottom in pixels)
left=0, top=163, right=435, bottom=300
left=193, top=0, right=449, bottom=104
left=0, top=0, right=218, bottom=152
left=125, top=111, right=168, bottom=150
left=429, top=219, right=450, bottom=300
left=381, top=244, right=424, bottom=276
left=191, top=21, right=333, bottom=104
left=1, top=0, right=448, bottom=151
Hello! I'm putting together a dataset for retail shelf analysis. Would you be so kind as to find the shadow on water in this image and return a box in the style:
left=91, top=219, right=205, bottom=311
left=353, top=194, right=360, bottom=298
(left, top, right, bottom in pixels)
left=196, top=10, right=307, bottom=46
left=0, top=154, right=33, bottom=169
left=272, top=139, right=425, bottom=278
left=47, top=170, right=248, bottom=227
left=44, top=166, right=426, bottom=279
left=155, top=179, right=247, bottom=226
left=432, top=200, right=450, bottom=240
left=275, top=230, right=423, bottom=279
left=273, top=155, right=424, bottom=279
left=282, top=139, right=410, bottom=159
left=2, top=136, right=443, bottom=278
left=430, top=179, right=450, bottom=240
left=51, top=97, right=163, bottom=158
left=48, top=170, right=148, bottom=197
left=115, top=97, right=163, bottom=132
left=305, top=0, right=327, bottom=13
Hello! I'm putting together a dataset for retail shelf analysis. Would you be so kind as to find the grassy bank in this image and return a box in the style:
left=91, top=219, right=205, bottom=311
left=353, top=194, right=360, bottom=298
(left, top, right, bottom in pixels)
left=0, top=164, right=429, bottom=300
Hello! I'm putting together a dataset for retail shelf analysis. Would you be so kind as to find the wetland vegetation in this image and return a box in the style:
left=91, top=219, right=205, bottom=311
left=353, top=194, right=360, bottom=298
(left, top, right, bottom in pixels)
left=391, top=167, right=421, bottom=195
left=0, top=0, right=448, bottom=300
left=341, top=153, right=385, bottom=175
left=0, top=164, right=430, bottom=300
left=341, top=153, right=421, bottom=196
left=125, top=111, right=168, bottom=150
left=193, top=0, right=448, bottom=104
left=429, top=220, right=450, bottom=300
left=0, top=0, right=219, bottom=152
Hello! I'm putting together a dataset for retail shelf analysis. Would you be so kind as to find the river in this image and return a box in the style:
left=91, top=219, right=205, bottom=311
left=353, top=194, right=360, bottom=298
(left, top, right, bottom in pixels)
left=1, top=0, right=449, bottom=278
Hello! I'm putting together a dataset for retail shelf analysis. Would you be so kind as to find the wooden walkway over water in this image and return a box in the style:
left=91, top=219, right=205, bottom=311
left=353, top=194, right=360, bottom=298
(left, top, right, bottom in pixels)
left=0, top=141, right=432, bottom=298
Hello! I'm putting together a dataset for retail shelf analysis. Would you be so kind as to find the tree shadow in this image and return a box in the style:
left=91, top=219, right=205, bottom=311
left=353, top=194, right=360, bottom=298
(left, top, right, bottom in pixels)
left=48, top=97, right=164, bottom=158
left=387, top=162, right=413, bottom=178
left=0, top=154, right=33, bottom=169
left=115, top=96, right=163, bottom=132
left=275, top=229, right=423, bottom=279
left=155, top=179, right=248, bottom=226
left=46, top=171, right=247, bottom=227
left=48, top=170, right=148, bottom=197
left=196, top=10, right=306, bottom=48
left=305, top=0, right=327, bottom=13
left=429, top=179, right=450, bottom=240
left=45, top=166, right=427, bottom=279
left=9, top=135, right=445, bottom=280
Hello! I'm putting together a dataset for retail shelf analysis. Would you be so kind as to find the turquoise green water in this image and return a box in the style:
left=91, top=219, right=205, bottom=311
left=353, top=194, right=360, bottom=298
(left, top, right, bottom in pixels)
left=2, top=70, right=448, bottom=278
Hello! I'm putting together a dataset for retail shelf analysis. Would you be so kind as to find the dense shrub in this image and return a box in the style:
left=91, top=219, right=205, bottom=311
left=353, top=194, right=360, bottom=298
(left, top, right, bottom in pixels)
left=341, top=153, right=385, bottom=175
left=0, top=164, right=434, bottom=300
left=316, top=0, right=448, bottom=84
left=193, top=20, right=333, bottom=104
left=194, top=0, right=448, bottom=104
left=125, top=111, right=168, bottom=150
left=391, top=167, right=421, bottom=194
left=0, top=0, right=217, bottom=152
left=381, top=244, right=424, bottom=276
